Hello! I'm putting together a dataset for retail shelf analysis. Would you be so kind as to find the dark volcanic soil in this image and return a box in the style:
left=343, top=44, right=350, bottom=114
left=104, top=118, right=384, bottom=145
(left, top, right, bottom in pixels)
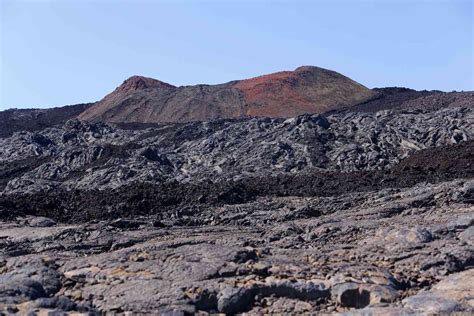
left=0, top=103, right=93, bottom=138
left=349, top=88, right=474, bottom=113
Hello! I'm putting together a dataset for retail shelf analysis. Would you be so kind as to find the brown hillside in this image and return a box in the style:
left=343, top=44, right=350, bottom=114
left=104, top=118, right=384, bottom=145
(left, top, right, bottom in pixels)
left=78, top=66, right=375, bottom=123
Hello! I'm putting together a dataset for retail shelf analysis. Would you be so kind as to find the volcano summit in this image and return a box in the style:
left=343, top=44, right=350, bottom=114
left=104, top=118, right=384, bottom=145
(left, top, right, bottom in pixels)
left=78, top=66, right=376, bottom=123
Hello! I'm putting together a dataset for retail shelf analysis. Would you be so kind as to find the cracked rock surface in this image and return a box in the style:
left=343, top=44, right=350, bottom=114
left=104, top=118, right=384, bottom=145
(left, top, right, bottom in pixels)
left=0, top=104, right=473, bottom=314
left=0, top=180, right=473, bottom=314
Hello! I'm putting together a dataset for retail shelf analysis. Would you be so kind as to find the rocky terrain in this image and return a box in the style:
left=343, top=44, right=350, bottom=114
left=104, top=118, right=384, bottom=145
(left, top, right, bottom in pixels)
left=0, top=65, right=473, bottom=314
left=0, top=178, right=473, bottom=314
left=0, top=106, right=472, bottom=194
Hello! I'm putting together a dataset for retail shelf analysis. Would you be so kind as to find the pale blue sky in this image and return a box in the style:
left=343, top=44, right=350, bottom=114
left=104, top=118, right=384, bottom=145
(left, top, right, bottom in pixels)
left=1, top=0, right=472, bottom=110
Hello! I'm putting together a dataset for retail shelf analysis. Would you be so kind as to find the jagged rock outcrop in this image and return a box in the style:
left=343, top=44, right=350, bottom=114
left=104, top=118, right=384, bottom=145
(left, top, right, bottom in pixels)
left=1, top=107, right=472, bottom=195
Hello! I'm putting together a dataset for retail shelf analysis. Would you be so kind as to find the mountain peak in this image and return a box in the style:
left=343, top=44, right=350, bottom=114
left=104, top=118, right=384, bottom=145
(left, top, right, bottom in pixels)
left=294, top=65, right=326, bottom=73
left=79, top=66, right=376, bottom=123
left=117, top=76, right=176, bottom=92
left=232, top=66, right=332, bottom=89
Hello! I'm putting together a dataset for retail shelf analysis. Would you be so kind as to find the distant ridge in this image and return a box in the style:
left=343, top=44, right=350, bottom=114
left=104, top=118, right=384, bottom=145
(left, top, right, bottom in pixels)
left=78, top=66, right=376, bottom=123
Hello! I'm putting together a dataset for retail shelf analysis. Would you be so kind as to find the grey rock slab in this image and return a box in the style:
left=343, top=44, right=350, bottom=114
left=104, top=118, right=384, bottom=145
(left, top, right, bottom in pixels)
left=27, top=216, right=57, bottom=227
left=0, top=277, right=46, bottom=303
left=403, top=269, right=474, bottom=313
left=332, top=282, right=370, bottom=308
left=217, top=287, right=254, bottom=314
left=403, top=292, right=462, bottom=314
left=460, top=226, right=474, bottom=244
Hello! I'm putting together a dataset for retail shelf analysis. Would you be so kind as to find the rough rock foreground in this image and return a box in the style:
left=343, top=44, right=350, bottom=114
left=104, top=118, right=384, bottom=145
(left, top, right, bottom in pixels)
left=0, top=104, right=473, bottom=314
left=1, top=179, right=473, bottom=315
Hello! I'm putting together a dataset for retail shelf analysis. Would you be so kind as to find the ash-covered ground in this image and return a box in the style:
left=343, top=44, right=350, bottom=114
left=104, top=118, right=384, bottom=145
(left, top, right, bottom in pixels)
left=0, top=102, right=473, bottom=314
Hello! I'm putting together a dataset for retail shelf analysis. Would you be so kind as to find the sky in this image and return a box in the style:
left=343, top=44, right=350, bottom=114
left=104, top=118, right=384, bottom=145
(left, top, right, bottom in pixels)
left=0, top=0, right=473, bottom=110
